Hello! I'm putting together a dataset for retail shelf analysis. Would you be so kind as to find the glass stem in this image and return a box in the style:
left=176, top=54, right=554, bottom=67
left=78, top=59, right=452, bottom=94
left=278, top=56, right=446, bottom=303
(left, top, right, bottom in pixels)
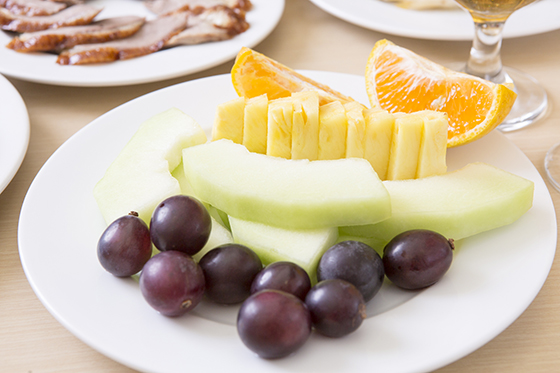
left=465, top=21, right=508, bottom=84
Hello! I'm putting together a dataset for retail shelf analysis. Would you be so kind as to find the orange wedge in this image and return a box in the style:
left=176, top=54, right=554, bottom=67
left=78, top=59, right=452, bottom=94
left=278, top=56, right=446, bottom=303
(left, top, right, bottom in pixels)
left=365, top=39, right=517, bottom=148
left=231, top=47, right=356, bottom=106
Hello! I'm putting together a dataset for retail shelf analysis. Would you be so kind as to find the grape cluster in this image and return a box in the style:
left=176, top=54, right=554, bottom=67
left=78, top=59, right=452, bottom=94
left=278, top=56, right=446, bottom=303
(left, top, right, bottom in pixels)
left=97, top=198, right=454, bottom=360
left=97, top=195, right=212, bottom=316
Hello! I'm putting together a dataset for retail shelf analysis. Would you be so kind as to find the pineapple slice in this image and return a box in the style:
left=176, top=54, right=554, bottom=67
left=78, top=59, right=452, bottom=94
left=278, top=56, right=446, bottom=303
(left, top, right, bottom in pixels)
left=386, top=112, right=423, bottom=180
left=416, top=110, right=448, bottom=178
left=243, top=94, right=268, bottom=154
left=266, top=98, right=293, bottom=158
left=291, top=91, right=319, bottom=160
left=344, top=101, right=366, bottom=158
left=318, top=101, right=347, bottom=160
left=212, top=97, right=245, bottom=143
left=363, top=108, right=395, bottom=180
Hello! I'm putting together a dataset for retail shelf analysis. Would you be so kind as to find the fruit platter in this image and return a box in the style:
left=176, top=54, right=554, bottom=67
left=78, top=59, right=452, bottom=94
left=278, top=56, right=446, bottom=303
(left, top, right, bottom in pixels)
left=18, top=40, right=556, bottom=372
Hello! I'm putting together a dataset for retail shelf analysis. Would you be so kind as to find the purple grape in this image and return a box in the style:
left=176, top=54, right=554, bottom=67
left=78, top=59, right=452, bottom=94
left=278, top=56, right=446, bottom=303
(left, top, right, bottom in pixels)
left=237, top=290, right=311, bottom=359
left=317, top=240, right=384, bottom=302
left=150, top=195, right=211, bottom=256
left=198, top=244, right=262, bottom=304
left=383, top=229, right=454, bottom=290
left=97, top=211, right=152, bottom=277
left=139, top=251, right=205, bottom=317
left=305, top=279, right=366, bottom=338
left=251, top=261, right=311, bottom=300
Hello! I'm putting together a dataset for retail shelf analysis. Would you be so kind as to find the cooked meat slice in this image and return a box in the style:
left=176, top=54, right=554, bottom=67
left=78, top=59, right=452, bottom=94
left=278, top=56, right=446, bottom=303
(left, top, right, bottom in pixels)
left=7, top=16, right=144, bottom=52
left=57, top=12, right=189, bottom=65
left=48, top=0, right=83, bottom=4
left=144, top=0, right=251, bottom=15
left=0, top=4, right=101, bottom=32
left=165, top=5, right=248, bottom=46
left=0, top=0, right=66, bottom=16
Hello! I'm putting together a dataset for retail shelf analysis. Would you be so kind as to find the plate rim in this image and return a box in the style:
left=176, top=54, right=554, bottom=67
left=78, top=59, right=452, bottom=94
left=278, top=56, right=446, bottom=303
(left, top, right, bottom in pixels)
left=0, top=74, right=30, bottom=194
left=308, top=0, right=560, bottom=41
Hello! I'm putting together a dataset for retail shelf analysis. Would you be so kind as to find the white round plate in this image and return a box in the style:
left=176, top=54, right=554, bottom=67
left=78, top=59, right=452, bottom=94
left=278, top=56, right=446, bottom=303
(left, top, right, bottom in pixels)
left=309, top=0, right=560, bottom=40
left=0, top=0, right=284, bottom=86
left=19, top=72, right=556, bottom=373
left=0, top=74, right=29, bottom=194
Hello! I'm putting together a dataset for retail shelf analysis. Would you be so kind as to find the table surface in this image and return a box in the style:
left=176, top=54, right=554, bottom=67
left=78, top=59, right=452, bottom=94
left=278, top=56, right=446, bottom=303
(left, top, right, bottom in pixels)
left=1, top=1, right=559, bottom=372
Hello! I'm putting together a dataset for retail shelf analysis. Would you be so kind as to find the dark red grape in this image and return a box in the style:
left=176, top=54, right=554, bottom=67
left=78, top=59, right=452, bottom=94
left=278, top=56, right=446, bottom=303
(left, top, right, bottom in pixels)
left=383, top=229, right=454, bottom=290
left=237, top=290, right=311, bottom=359
left=198, top=244, right=262, bottom=304
left=97, top=211, right=152, bottom=277
left=305, top=279, right=366, bottom=338
left=150, top=195, right=211, bottom=256
left=139, top=251, right=205, bottom=317
left=317, top=240, right=384, bottom=302
left=251, top=261, right=311, bottom=300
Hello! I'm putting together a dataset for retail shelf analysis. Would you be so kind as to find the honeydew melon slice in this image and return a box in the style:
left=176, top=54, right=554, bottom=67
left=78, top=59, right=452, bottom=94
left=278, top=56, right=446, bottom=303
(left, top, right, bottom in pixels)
left=93, top=108, right=207, bottom=225
left=182, top=139, right=391, bottom=230
left=172, top=161, right=230, bottom=230
left=340, top=162, right=534, bottom=243
left=229, top=216, right=338, bottom=281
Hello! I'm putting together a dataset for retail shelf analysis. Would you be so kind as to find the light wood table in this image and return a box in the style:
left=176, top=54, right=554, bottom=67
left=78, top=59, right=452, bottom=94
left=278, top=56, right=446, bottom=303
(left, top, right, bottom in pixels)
left=1, top=1, right=559, bottom=371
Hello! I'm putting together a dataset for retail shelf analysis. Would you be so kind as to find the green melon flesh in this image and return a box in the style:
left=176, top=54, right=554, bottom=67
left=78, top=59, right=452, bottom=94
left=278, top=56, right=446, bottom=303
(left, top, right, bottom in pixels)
left=182, top=139, right=391, bottom=229
left=94, top=108, right=207, bottom=224
left=340, top=162, right=534, bottom=242
left=229, top=216, right=338, bottom=281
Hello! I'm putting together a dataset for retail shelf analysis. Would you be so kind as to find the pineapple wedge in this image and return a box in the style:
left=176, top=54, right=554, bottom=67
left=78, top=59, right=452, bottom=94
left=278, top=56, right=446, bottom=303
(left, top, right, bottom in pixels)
left=243, top=94, right=268, bottom=154
left=266, top=98, right=293, bottom=158
left=291, top=91, right=320, bottom=160
left=212, top=96, right=245, bottom=143
left=364, top=108, right=395, bottom=180
left=386, top=112, right=423, bottom=180
left=344, top=101, right=366, bottom=158
left=416, top=110, right=448, bottom=178
left=318, top=101, right=347, bottom=160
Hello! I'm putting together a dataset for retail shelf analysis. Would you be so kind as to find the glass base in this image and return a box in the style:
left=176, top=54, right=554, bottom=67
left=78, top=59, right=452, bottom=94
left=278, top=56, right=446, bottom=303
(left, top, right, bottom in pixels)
left=498, top=67, right=548, bottom=132
left=447, top=64, right=548, bottom=132
left=545, top=142, right=560, bottom=193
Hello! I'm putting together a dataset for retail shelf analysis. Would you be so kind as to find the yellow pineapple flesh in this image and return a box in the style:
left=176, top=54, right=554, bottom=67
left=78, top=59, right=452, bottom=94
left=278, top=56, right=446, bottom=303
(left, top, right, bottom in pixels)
left=266, top=98, right=293, bottom=158
left=212, top=97, right=245, bottom=143
left=344, top=101, right=366, bottom=158
left=318, top=101, right=347, bottom=160
left=291, top=91, right=320, bottom=160
left=386, top=113, right=424, bottom=180
left=416, top=110, right=448, bottom=178
left=243, top=94, right=268, bottom=154
left=364, top=108, right=395, bottom=180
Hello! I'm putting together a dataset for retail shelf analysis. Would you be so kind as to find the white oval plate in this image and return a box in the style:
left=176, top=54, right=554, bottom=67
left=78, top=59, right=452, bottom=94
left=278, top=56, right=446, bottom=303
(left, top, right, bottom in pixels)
left=309, top=0, right=560, bottom=41
left=18, top=71, right=556, bottom=373
left=0, top=0, right=284, bottom=86
left=0, top=74, right=29, bottom=194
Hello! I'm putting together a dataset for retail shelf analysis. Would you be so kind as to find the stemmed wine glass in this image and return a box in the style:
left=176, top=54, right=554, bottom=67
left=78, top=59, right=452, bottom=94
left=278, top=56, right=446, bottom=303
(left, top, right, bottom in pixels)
left=452, top=0, right=548, bottom=132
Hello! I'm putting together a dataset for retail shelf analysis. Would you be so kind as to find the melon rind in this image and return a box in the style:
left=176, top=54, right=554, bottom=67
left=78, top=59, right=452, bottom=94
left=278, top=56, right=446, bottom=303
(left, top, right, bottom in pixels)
left=93, top=108, right=207, bottom=225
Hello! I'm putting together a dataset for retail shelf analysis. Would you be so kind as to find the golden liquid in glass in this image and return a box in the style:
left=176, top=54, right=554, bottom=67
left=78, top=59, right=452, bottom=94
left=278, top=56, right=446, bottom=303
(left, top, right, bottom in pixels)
left=454, top=0, right=538, bottom=22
